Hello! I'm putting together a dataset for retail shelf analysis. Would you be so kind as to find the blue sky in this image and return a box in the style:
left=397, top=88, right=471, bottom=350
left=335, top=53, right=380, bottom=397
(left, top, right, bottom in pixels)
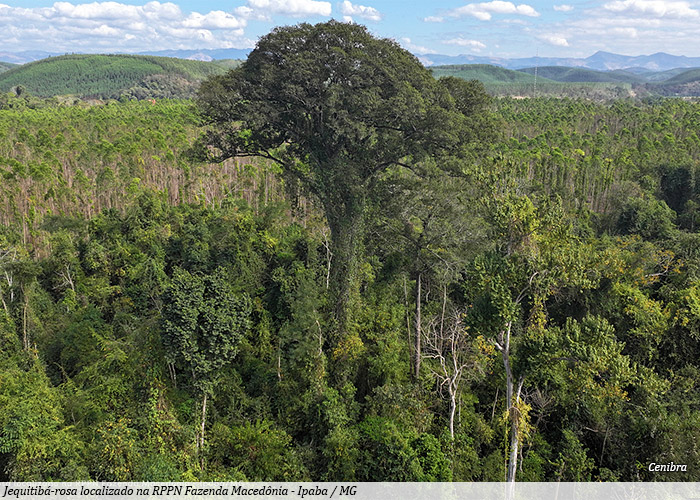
left=2, top=0, right=700, bottom=58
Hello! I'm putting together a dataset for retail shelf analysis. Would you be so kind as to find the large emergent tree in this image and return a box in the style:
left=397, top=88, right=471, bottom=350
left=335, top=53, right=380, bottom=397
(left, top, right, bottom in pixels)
left=197, top=21, right=487, bottom=335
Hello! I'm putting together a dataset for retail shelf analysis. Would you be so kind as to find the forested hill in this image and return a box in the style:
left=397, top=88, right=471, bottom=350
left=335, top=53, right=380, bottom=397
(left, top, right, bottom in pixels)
left=0, top=62, right=17, bottom=73
left=4, top=54, right=700, bottom=101
left=517, top=66, right=646, bottom=84
left=430, top=64, right=551, bottom=84
left=431, top=63, right=700, bottom=98
left=0, top=54, right=239, bottom=99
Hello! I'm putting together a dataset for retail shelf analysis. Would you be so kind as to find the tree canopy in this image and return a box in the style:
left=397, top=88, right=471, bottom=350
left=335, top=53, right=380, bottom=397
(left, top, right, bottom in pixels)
left=197, top=20, right=491, bottom=334
left=3, top=27, right=700, bottom=483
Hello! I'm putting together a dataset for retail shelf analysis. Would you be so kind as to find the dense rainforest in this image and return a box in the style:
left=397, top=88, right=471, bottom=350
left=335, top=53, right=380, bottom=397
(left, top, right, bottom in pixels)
left=2, top=28, right=700, bottom=482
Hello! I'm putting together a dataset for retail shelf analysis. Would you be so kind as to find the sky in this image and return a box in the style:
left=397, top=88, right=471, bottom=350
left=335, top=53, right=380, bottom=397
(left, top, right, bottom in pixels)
left=2, top=0, right=700, bottom=59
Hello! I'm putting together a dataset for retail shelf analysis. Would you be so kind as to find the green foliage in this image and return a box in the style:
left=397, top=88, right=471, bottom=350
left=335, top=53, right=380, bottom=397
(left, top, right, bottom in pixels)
left=431, top=64, right=547, bottom=84
left=0, top=54, right=228, bottom=99
left=552, top=429, right=595, bottom=481
left=209, top=420, right=308, bottom=480
left=2, top=27, right=700, bottom=483
left=162, top=267, right=251, bottom=395
left=439, top=63, right=700, bottom=98
left=617, top=197, right=676, bottom=240
left=0, top=62, right=17, bottom=73
left=0, top=354, right=85, bottom=480
left=355, top=417, right=422, bottom=481
left=197, top=20, right=492, bottom=336
left=661, top=69, right=700, bottom=85
left=412, top=433, right=452, bottom=481
left=91, top=418, right=140, bottom=481
left=0, top=99, right=287, bottom=245
left=528, top=316, right=635, bottom=423
left=519, top=66, right=645, bottom=84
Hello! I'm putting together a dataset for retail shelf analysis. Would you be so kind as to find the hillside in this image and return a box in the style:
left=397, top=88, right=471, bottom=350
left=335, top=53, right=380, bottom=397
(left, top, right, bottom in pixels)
left=430, top=64, right=637, bottom=100
left=661, top=68, right=700, bottom=85
left=433, top=63, right=700, bottom=98
left=0, top=95, right=281, bottom=235
left=0, top=62, right=17, bottom=73
left=430, top=64, right=550, bottom=84
left=518, top=66, right=645, bottom=84
left=0, top=54, right=237, bottom=99
left=635, top=67, right=695, bottom=82
left=649, top=68, right=700, bottom=96
left=4, top=54, right=699, bottom=102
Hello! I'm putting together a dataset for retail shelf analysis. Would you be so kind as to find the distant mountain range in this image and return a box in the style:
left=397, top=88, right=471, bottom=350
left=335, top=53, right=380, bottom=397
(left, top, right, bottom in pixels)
left=0, top=51, right=57, bottom=65
left=429, top=63, right=700, bottom=98
left=3, top=49, right=700, bottom=73
left=136, top=48, right=252, bottom=61
left=2, top=52, right=700, bottom=100
left=0, top=48, right=252, bottom=65
left=419, top=51, right=700, bottom=71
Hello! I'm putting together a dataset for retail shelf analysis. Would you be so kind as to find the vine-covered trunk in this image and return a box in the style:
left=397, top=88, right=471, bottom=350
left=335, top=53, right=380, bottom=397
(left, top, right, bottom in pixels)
left=496, top=322, right=525, bottom=483
left=507, top=407, right=519, bottom=482
left=327, top=206, right=364, bottom=340
left=414, top=271, right=422, bottom=379
left=506, top=374, right=524, bottom=482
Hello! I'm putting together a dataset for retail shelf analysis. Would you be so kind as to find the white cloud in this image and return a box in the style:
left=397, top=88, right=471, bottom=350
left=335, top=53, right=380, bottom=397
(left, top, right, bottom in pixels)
left=447, top=1, right=539, bottom=21
left=0, top=0, right=335, bottom=54
left=51, top=1, right=140, bottom=20
left=610, top=26, right=639, bottom=37
left=401, top=37, right=437, bottom=54
left=603, top=0, right=699, bottom=19
left=339, top=1, right=382, bottom=22
left=183, top=11, right=246, bottom=29
left=91, top=23, right=120, bottom=36
left=443, top=37, right=487, bottom=50
left=143, top=1, right=182, bottom=19
left=501, top=18, right=527, bottom=24
left=423, top=15, right=444, bottom=22
left=244, top=0, right=331, bottom=18
left=544, top=0, right=700, bottom=57
left=553, top=4, right=574, bottom=12
left=0, top=1, right=254, bottom=52
left=536, top=33, right=569, bottom=46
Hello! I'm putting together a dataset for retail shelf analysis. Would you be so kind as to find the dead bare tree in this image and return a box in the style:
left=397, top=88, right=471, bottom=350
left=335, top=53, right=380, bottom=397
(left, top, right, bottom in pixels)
left=0, top=246, right=18, bottom=314
left=423, top=302, right=485, bottom=439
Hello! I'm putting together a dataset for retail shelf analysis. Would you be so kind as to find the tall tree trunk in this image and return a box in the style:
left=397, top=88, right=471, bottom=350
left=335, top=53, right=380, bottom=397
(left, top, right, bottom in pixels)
left=327, top=207, right=364, bottom=340
left=199, top=392, right=208, bottom=468
left=495, top=322, right=525, bottom=483
left=404, top=276, right=412, bottom=368
left=22, top=292, right=29, bottom=350
left=506, top=376, right=524, bottom=482
left=277, top=339, right=282, bottom=381
left=414, top=271, right=422, bottom=380
left=507, top=403, right=519, bottom=482
left=168, top=362, right=177, bottom=388
left=449, top=390, right=456, bottom=440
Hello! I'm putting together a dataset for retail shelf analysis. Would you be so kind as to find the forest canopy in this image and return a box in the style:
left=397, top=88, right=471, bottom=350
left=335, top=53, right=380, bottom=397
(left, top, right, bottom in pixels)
left=196, top=20, right=493, bottom=340
left=1, top=22, right=700, bottom=482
